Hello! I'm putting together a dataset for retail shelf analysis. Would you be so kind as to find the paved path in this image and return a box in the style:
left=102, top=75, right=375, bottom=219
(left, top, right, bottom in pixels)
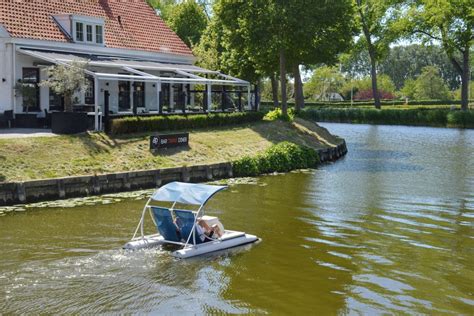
left=0, top=128, right=58, bottom=139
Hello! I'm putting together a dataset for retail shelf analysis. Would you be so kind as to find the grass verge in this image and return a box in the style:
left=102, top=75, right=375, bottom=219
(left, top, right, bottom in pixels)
left=0, top=120, right=336, bottom=182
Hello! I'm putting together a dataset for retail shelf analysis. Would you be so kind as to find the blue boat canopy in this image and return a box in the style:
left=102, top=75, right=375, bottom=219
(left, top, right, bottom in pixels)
left=151, top=182, right=227, bottom=206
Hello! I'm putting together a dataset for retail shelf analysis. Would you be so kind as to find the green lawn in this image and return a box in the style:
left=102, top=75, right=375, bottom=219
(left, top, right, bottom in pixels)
left=0, top=120, right=340, bottom=182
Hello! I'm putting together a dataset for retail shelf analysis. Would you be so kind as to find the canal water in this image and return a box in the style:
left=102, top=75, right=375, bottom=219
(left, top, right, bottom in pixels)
left=1, top=123, right=473, bottom=314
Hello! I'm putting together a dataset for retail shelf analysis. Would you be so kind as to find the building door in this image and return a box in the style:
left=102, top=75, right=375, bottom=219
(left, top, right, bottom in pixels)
left=161, top=83, right=170, bottom=109
left=133, top=81, right=145, bottom=112
left=118, top=81, right=130, bottom=112
left=21, top=68, right=40, bottom=112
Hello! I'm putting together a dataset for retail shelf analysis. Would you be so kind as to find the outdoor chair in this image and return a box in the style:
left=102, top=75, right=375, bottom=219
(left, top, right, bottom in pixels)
left=0, top=110, right=14, bottom=128
left=149, top=207, right=181, bottom=242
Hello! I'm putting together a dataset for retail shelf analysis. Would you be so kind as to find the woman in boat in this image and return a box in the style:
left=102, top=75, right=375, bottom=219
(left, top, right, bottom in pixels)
left=196, top=219, right=222, bottom=242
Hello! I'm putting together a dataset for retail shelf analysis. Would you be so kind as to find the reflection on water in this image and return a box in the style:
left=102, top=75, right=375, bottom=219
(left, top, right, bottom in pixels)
left=0, top=123, right=473, bottom=314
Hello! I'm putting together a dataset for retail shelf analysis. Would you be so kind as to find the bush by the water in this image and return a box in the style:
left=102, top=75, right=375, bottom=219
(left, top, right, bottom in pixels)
left=299, top=107, right=474, bottom=128
left=109, top=111, right=264, bottom=134
left=263, top=108, right=295, bottom=121
left=260, top=99, right=468, bottom=108
left=232, top=142, right=320, bottom=177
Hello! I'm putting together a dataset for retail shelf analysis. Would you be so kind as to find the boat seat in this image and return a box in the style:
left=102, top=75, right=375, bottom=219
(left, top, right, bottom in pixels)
left=149, top=206, right=180, bottom=242
left=174, top=209, right=205, bottom=245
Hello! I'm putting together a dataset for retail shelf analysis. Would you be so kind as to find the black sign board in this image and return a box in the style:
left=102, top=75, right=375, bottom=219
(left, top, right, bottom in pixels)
left=150, top=133, right=189, bottom=150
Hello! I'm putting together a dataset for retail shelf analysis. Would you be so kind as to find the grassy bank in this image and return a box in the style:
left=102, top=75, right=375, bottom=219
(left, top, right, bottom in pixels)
left=299, top=107, right=474, bottom=128
left=0, top=120, right=341, bottom=182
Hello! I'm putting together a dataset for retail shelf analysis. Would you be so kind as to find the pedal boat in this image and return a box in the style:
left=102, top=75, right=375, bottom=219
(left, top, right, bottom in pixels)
left=123, top=181, right=259, bottom=258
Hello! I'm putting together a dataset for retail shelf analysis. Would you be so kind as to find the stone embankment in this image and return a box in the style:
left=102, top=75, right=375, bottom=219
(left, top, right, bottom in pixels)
left=0, top=141, right=347, bottom=206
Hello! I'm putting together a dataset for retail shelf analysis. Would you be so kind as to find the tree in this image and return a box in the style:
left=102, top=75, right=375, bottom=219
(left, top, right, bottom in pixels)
left=165, top=1, right=208, bottom=47
left=274, top=0, right=354, bottom=112
left=148, top=0, right=208, bottom=48
left=401, top=78, right=417, bottom=99
left=40, top=62, right=89, bottom=112
left=413, top=66, right=451, bottom=100
left=354, top=0, right=398, bottom=108
left=399, top=0, right=473, bottom=110
left=341, top=74, right=396, bottom=100
left=379, top=44, right=461, bottom=90
left=304, top=66, right=346, bottom=100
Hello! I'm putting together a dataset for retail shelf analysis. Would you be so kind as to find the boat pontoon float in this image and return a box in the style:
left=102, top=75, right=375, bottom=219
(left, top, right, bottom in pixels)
left=123, top=182, right=259, bottom=258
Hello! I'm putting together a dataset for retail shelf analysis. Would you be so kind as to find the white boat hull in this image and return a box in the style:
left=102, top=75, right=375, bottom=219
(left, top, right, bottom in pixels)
left=172, top=233, right=259, bottom=259
left=123, top=231, right=259, bottom=258
left=123, top=234, right=165, bottom=250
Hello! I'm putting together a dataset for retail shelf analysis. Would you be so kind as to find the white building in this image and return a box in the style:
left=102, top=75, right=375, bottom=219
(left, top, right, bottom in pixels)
left=0, top=0, right=252, bottom=130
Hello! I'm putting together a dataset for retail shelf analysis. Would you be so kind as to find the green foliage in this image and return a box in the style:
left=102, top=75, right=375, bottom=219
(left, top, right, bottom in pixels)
left=261, top=100, right=467, bottom=108
left=40, top=61, right=89, bottom=112
left=396, top=0, right=473, bottom=109
left=263, top=108, right=295, bottom=122
left=232, top=142, right=320, bottom=177
left=412, top=66, right=451, bottom=100
left=401, top=78, right=417, bottom=99
left=340, top=74, right=396, bottom=100
left=299, top=107, right=474, bottom=128
left=109, top=112, right=265, bottom=135
left=165, top=1, right=208, bottom=47
left=304, top=66, right=346, bottom=100
left=14, top=82, right=37, bottom=112
left=380, top=44, right=461, bottom=90
left=447, top=111, right=474, bottom=128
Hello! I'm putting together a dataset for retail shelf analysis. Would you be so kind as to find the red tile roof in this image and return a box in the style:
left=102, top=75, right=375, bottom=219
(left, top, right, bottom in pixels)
left=0, top=0, right=193, bottom=57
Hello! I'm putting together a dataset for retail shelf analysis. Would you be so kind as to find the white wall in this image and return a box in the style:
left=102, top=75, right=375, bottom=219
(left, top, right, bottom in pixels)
left=0, top=40, right=12, bottom=113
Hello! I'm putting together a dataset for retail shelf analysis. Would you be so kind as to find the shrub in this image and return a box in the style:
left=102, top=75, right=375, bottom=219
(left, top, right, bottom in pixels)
left=447, top=111, right=474, bottom=128
left=108, top=111, right=265, bottom=134
left=263, top=107, right=295, bottom=121
left=260, top=99, right=469, bottom=108
left=232, top=142, right=320, bottom=177
left=299, top=107, right=474, bottom=128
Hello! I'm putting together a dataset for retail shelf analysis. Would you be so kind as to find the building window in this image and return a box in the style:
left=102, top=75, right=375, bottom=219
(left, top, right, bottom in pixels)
left=75, top=22, right=84, bottom=41
left=133, top=82, right=145, bottom=109
left=96, top=25, right=103, bottom=44
left=21, top=68, right=40, bottom=112
left=118, top=80, right=131, bottom=112
left=85, top=77, right=95, bottom=104
left=86, top=24, right=93, bottom=42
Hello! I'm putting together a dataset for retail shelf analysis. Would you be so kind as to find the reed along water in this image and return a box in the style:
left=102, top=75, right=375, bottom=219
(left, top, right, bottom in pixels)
left=1, top=123, right=473, bottom=314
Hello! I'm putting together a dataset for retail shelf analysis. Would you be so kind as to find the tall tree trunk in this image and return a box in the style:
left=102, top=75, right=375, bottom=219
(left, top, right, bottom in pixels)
left=460, top=49, right=470, bottom=111
left=357, top=2, right=381, bottom=110
left=293, top=63, right=304, bottom=112
left=270, top=73, right=279, bottom=108
left=279, top=49, right=288, bottom=116
left=369, top=52, right=381, bottom=109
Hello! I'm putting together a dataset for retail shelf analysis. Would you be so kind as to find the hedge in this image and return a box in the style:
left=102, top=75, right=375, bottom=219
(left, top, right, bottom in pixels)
left=299, top=107, right=474, bottom=128
left=108, top=111, right=265, bottom=134
left=260, top=99, right=471, bottom=108
left=232, top=142, right=320, bottom=177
